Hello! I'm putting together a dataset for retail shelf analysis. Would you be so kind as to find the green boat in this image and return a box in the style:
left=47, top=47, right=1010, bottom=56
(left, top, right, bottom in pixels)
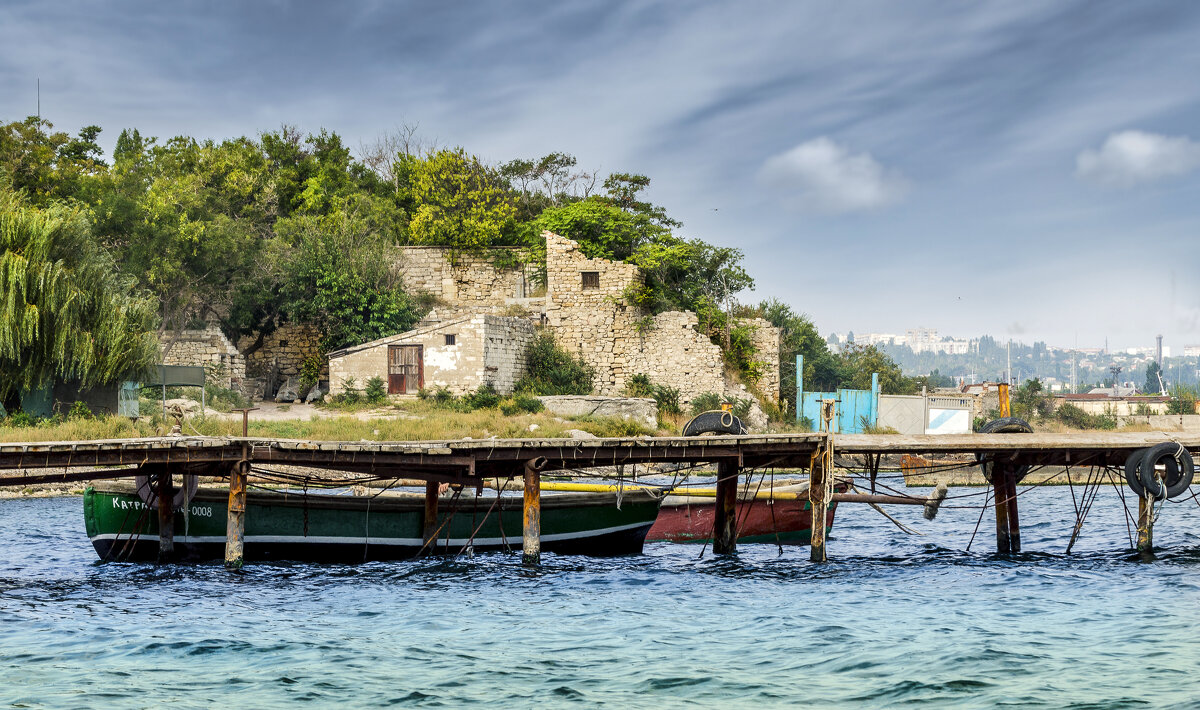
left=83, top=482, right=662, bottom=562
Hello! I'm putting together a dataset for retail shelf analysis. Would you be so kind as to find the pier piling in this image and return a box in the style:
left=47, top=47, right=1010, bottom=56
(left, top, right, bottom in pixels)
left=1137, top=495, right=1154, bottom=559
left=810, top=400, right=837, bottom=563
left=225, top=459, right=249, bottom=570
left=522, top=458, right=546, bottom=565
left=422, top=481, right=440, bottom=552
left=712, top=460, right=739, bottom=554
left=993, top=471, right=1011, bottom=554
left=156, top=469, right=174, bottom=563
left=1005, top=471, right=1021, bottom=553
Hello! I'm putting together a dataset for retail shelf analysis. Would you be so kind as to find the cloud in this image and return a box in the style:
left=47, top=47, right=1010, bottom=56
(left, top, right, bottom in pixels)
left=758, top=137, right=909, bottom=213
left=1075, top=130, right=1200, bottom=187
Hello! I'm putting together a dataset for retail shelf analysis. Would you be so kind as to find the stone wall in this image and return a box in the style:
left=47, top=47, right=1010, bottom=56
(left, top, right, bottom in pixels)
left=397, top=246, right=537, bottom=307
left=744, top=317, right=781, bottom=402
left=542, top=232, right=781, bottom=407
left=625, top=311, right=726, bottom=405
left=237, top=323, right=325, bottom=380
left=328, top=315, right=535, bottom=397
left=160, top=324, right=245, bottom=388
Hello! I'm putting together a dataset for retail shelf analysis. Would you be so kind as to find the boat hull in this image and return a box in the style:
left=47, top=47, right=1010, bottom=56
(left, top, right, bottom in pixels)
left=647, top=495, right=837, bottom=545
left=84, top=484, right=660, bottom=562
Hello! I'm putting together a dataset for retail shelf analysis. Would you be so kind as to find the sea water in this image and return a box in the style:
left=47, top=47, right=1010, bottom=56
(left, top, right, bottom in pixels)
left=3, top=487, right=1200, bottom=708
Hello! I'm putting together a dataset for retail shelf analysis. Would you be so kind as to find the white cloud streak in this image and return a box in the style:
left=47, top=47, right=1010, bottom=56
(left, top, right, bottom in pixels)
left=757, top=137, right=909, bottom=213
left=1076, top=130, right=1200, bottom=187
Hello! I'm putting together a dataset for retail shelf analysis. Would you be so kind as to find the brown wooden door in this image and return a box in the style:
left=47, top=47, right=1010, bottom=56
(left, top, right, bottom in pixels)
left=387, top=345, right=423, bottom=394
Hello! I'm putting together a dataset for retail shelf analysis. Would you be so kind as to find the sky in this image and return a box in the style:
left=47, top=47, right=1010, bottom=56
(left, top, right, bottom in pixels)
left=2, top=0, right=1199, bottom=351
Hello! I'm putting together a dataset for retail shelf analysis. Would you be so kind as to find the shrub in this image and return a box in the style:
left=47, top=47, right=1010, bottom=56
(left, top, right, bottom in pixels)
left=689, top=392, right=751, bottom=419
left=624, top=374, right=654, bottom=398
left=364, top=376, right=388, bottom=404
left=500, top=394, right=544, bottom=416
left=299, top=355, right=323, bottom=391
left=463, top=383, right=502, bottom=410
left=514, top=330, right=593, bottom=395
left=67, top=401, right=93, bottom=420
left=1055, top=403, right=1116, bottom=430
left=651, top=384, right=682, bottom=416
left=338, top=377, right=361, bottom=404
left=3, top=410, right=36, bottom=428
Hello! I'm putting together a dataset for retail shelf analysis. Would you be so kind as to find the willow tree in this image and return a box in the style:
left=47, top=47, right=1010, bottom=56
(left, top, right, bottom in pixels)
left=0, top=187, right=159, bottom=401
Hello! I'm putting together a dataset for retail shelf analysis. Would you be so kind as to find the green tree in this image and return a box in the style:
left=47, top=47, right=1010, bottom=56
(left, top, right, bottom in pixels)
left=750, top=299, right=839, bottom=411
left=1144, top=361, right=1164, bottom=394
left=836, top=343, right=915, bottom=394
left=0, top=187, right=158, bottom=401
left=403, top=148, right=517, bottom=255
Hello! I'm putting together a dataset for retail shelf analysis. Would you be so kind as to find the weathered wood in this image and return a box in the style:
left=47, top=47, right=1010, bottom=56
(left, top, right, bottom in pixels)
left=1137, top=495, right=1154, bottom=559
left=712, top=460, right=739, bottom=554
left=522, top=459, right=545, bottom=565
left=156, top=471, right=174, bottom=563
left=224, top=460, right=248, bottom=570
left=1005, top=471, right=1021, bottom=553
left=993, top=474, right=1011, bottom=554
left=422, top=480, right=440, bottom=550
left=810, top=401, right=836, bottom=563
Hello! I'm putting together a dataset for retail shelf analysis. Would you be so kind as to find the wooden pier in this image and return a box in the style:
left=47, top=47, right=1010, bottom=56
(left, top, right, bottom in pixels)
left=3, top=430, right=1198, bottom=565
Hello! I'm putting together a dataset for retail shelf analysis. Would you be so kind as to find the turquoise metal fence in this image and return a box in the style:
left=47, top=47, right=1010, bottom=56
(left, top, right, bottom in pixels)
left=795, top=355, right=879, bottom=433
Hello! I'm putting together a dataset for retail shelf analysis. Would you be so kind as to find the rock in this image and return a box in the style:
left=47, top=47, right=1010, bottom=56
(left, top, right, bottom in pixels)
left=274, top=376, right=301, bottom=403
left=162, top=398, right=203, bottom=415
left=565, top=429, right=597, bottom=440
left=528, top=424, right=540, bottom=432
left=305, top=387, right=325, bottom=404
left=536, top=396, right=657, bottom=429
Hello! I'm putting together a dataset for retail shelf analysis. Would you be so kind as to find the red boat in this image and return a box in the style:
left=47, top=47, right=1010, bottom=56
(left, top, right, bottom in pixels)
left=646, top=480, right=841, bottom=545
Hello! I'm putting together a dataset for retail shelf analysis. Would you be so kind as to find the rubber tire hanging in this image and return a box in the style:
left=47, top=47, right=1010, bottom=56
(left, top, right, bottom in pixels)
left=1138, top=442, right=1194, bottom=500
left=975, top=417, right=1033, bottom=483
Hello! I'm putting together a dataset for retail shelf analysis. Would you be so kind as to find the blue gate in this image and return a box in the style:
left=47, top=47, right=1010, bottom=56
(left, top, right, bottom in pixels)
left=795, top=355, right=879, bottom=433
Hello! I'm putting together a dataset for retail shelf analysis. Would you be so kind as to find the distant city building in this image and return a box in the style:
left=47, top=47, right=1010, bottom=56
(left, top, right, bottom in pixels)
left=1185, top=345, right=1200, bottom=357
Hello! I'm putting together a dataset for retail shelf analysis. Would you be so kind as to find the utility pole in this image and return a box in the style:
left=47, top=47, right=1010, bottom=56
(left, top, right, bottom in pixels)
left=1007, top=339, right=1012, bottom=386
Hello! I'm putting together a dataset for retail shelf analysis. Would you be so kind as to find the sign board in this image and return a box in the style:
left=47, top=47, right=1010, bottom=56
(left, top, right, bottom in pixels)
left=143, top=365, right=206, bottom=388
left=925, top=407, right=971, bottom=435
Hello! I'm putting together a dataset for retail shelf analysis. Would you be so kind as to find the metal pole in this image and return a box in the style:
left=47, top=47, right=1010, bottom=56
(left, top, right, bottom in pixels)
left=225, top=458, right=248, bottom=570
left=795, top=354, right=804, bottom=423
left=522, top=458, right=546, bottom=565
left=422, top=480, right=440, bottom=552
left=712, top=459, right=739, bottom=554
left=156, top=469, right=174, bottom=563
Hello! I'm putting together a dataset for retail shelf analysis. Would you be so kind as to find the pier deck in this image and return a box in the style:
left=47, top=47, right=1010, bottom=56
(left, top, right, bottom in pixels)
left=4, top=431, right=1198, bottom=564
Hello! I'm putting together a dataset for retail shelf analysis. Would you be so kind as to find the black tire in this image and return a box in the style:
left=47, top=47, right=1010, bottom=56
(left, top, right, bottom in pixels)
left=682, top=410, right=747, bottom=437
left=1139, top=443, right=1194, bottom=500
left=975, top=417, right=1034, bottom=483
left=1124, top=448, right=1147, bottom=498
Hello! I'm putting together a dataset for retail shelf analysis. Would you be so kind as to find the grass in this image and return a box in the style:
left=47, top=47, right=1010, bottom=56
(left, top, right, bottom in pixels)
left=0, top=400, right=668, bottom=443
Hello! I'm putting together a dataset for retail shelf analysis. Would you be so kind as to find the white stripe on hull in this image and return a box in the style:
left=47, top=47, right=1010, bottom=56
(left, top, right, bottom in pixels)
left=89, top=521, right=650, bottom=548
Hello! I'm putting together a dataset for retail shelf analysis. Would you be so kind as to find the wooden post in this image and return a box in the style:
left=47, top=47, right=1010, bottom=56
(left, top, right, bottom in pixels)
left=1137, top=495, right=1154, bottom=559
left=156, top=470, right=174, bottom=563
left=422, top=480, right=440, bottom=552
left=1005, top=470, right=1021, bottom=553
left=522, top=458, right=545, bottom=565
left=713, top=460, right=739, bottom=554
left=225, top=459, right=248, bottom=570
left=810, top=399, right=836, bottom=563
left=998, top=383, right=1010, bottom=417
left=993, top=466, right=1011, bottom=554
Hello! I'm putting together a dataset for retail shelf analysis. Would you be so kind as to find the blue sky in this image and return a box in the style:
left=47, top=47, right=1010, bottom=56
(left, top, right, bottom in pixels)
left=3, top=1, right=1198, bottom=350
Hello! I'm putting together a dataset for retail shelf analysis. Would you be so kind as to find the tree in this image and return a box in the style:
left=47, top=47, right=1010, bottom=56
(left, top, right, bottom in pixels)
left=403, top=148, right=517, bottom=255
left=1144, top=361, right=1164, bottom=394
left=836, top=343, right=915, bottom=394
left=749, top=299, right=838, bottom=412
left=0, top=187, right=158, bottom=402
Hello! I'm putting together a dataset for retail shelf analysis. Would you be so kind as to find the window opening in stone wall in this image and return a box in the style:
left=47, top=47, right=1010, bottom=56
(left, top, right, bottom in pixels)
left=444, top=334, right=456, bottom=346
left=279, top=340, right=289, bottom=347
left=581, top=271, right=600, bottom=290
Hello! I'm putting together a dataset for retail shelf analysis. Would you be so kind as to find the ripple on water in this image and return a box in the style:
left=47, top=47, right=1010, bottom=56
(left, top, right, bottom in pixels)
left=3, top=491, right=1200, bottom=707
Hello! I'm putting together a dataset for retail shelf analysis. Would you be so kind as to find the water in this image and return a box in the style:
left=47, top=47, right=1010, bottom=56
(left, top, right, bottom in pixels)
left=3, top=487, right=1200, bottom=708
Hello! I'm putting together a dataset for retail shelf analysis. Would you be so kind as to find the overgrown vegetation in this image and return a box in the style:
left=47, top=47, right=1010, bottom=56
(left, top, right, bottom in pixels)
left=624, top=374, right=682, bottom=416
left=514, top=330, right=593, bottom=395
left=689, top=392, right=753, bottom=419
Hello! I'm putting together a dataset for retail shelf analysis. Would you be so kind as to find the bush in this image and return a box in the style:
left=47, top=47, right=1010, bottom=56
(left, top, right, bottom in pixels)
left=338, top=377, right=361, bottom=405
left=299, top=355, right=323, bottom=391
left=624, top=374, right=681, bottom=416
left=67, top=401, right=93, bottom=420
left=689, top=392, right=751, bottom=419
left=624, top=374, right=654, bottom=398
left=2, top=410, right=37, bottom=428
left=462, top=383, right=502, bottom=410
left=500, top=394, right=544, bottom=416
left=1054, top=403, right=1116, bottom=430
left=514, top=330, right=593, bottom=395
left=365, top=376, right=388, bottom=404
